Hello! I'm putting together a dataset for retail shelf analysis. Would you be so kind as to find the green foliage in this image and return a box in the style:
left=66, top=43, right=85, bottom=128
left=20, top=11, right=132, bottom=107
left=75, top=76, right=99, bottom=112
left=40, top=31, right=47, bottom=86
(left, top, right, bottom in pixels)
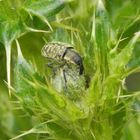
left=0, top=0, right=65, bottom=95
left=0, top=0, right=140, bottom=140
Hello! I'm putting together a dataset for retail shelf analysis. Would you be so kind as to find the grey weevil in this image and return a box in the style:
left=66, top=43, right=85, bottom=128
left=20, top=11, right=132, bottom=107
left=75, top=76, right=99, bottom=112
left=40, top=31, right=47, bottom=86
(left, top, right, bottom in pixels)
left=41, top=42, right=84, bottom=75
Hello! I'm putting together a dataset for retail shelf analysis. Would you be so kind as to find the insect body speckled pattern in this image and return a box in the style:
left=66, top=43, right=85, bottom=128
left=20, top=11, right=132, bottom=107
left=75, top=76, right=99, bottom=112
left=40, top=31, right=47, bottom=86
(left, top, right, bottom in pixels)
left=41, top=42, right=70, bottom=60
left=41, top=42, right=84, bottom=75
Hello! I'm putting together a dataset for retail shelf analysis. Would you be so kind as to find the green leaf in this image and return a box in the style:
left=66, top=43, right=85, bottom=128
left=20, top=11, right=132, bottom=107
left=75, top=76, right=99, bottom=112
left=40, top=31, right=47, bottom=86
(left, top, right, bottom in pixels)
left=23, top=0, right=66, bottom=31
left=92, top=0, right=115, bottom=78
left=0, top=1, right=25, bottom=95
left=24, top=0, right=65, bottom=18
left=89, top=0, right=115, bottom=101
left=110, top=31, right=140, bottom=75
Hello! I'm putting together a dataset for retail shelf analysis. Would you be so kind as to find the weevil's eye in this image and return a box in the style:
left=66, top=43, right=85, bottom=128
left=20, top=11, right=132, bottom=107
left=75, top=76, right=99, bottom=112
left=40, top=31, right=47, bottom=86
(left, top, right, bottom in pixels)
left=76, top=60, right=80, bottom=65
left=75, top=58, right=82, bottom=66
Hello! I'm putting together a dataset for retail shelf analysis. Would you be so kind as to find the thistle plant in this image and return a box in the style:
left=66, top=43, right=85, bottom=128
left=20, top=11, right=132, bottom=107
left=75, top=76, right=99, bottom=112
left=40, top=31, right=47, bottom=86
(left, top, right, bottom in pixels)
left=0, top=0, right=140, bottom=140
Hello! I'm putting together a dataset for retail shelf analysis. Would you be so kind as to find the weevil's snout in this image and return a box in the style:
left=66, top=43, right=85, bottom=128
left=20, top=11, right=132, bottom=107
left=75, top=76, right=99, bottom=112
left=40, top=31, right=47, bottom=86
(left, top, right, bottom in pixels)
left=74, top=57, right=84, bottom=75
left=79, top=63, right=84, bottom=75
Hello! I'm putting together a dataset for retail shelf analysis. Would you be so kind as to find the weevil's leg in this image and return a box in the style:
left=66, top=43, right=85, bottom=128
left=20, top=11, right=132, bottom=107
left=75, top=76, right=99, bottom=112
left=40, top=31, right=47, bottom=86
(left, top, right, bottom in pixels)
left=45, top=61, right=56, bottom=76
left=52, top=60, right=66, bottom=74
left=46, top=60, right=66, bottom=76
left=62, top=69, right=67, bottom=90
left=46, top=58, right=56, bottom=68
left=46, top=60, right=59, bottom=77
left=47, top=59, right=65, bottom=68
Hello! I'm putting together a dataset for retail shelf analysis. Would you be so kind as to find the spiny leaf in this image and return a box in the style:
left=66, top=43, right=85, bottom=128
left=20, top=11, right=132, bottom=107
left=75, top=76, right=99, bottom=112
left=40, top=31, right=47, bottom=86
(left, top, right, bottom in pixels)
left=110, top=31, right=140, bottom=75
left=89, top=0, right=114, bottom=101
left=23, top=0, right=66, bottom=31
left=24, top=0, right=65, bottom=18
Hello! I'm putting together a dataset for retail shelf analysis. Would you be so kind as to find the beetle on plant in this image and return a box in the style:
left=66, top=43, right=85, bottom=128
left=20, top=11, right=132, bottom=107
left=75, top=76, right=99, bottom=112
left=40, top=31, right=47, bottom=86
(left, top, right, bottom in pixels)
left=41, top=42, right=85, bottom=95
left=41, top=42, right=84, bottom=75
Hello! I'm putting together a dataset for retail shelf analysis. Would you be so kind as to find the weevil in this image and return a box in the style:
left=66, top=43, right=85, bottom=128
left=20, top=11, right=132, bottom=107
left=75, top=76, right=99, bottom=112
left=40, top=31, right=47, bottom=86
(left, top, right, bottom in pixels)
left=41, top=42, right=85, bottom=94
left=41, top=42, right=84, bottom=75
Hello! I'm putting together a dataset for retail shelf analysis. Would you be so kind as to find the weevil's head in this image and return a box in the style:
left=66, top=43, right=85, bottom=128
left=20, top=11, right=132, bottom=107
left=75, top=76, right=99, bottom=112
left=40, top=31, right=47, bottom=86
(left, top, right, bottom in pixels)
left=64, top=49, right=84, bottom=75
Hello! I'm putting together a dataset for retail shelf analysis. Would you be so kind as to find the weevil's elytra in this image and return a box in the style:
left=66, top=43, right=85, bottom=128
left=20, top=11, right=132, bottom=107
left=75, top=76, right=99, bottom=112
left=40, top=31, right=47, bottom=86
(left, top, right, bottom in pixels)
left=41, top=42, right=72, bottom=60
left=41, top=42, right=84, bottom=75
